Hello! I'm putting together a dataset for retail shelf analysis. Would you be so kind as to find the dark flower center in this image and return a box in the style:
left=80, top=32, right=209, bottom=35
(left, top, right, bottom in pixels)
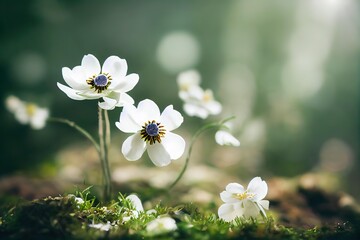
left=86, top=73, right=112, bottom=93
left=146, top=123, right=159, bottom=136
left=141, top=120, right=166, bottom=145
left=94, top=74, right=108, bottom=87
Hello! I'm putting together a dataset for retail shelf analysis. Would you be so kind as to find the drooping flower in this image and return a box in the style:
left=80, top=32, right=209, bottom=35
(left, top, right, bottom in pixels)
left=5, top=95, right=49, bottom=130
left=218, top=177, right=269, bottom=222
left=215, top=122, right=240, bottom=147
left=115, top=99, right=185, bottom=167
left=57, top=54, right=139, bottom=110
left=177, top=71, right=222, bottom=119
left=146, top=217, right=177, bottom=236
left=215, top=130, right=240, bottom=147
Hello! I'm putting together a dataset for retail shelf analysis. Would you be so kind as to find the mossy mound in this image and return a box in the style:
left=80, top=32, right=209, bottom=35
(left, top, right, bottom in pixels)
left=0, top=191, right=359, bottom=240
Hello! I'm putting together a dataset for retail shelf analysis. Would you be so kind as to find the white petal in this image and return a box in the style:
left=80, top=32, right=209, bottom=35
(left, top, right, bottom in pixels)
left=5, top=96, right=23, bottom=113
left=111, top=73, right=139, bottom=92
left=137, top=99, right=161, bottom=121
left=160, top=105, right=183, bottom=131
left=225, top=183, right=245, bottom=194
left=81, top=54, right=101, bottom=77
left=220, top=191, right=238, bottom=204
left=62, top=67, right=87, bottom=90
left=102, top=56, right=127, bottom=78
left=218, top=203, right=243, bottom=222
left=30, top=108, right=49, bottom=130
left=57, top=82, right=86, bottom=100
left=71, top=66, right=88, bottom=84
left=98, top=97, right=117, bottom=110
left=259, top=200, right=269, bottom=210
left=126, top=194, right=144, bottom=212
left=116, top=104, right=142, bottom=133
left=121, top=134, right=147, bottom=161
left=183, top=103, right=209, bottom=119
left=242, top=200, right=261, bottom=218
left=247, top=177, right=268, bottom=201
left=215, top=130, right=240, bottom=147
left=257, top=200, right=269, bottom=217
left=206, top=101, right=222, bottom=115
left=161, top=132, right=185, bottom=160
left=177, top=69, right=201, bottom=91
left=147, top=143, right=171, bottom=167
left=115, top=92, right=135, bottom=107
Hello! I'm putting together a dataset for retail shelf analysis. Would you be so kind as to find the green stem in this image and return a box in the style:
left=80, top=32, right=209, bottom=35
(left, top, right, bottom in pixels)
left=48, top=117, right=100, bottom=154
left=98, top=107, right=111, bottom=202
left=104, top=109, right=112, bottom=199
left=168, top=116, right=235, bottom=190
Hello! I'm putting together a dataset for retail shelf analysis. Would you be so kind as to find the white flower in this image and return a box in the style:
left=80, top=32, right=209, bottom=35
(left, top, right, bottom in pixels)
left=67, top=194, right=85, bottom=205
left=215, top=130, right=240, bottom=147
left=5, top=95, right=49, bottom=130
left=179, top=86, right=222, bottom=119
left=218, top=177, right=269, bottom=222
left=88, top=221, right=112, bottom=231
left=115, top=99, right=185, bottom=167
left=146, top=217, right=177, bottom=236
left=122, top=194, right=144, bottom=222
left=57, top=54, right=139, bottom=110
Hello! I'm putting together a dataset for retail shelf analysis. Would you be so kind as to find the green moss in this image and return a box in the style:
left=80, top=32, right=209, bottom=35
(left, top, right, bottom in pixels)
left=0, top=191, right=359, bottom=240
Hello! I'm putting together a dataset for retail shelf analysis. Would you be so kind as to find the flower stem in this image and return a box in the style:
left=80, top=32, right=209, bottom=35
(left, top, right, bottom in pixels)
left=168, top=116, right=235, bottom=190
left=98, top=107, right=111, bottom=202
left=48, top=117, right=100, bottom=154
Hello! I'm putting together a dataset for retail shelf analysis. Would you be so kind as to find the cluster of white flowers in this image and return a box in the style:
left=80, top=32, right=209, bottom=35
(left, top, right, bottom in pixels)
left=218, top=177, right=269, bottom=221
left=5, top=95, right=49, bottom=130
left=56, top=54, right=187, bottom=167
left=7, top=53, right=270, bottom=225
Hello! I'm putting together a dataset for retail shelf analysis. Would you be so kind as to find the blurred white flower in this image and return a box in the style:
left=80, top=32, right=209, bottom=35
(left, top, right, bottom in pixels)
left=177, top=71, right=221, bottom=119
left=182, top=87, right=222, bottom=119
left=146, top=217, right=177, bottom=236
left=116, top=99, right=185, bottom=167
left=5, top=95, right=49, bottom=130
left=67, top=194, right=84, bottom=205
left=57, top=54, right=139, bottom=110
left=88, top=221, right=112, bottom=231
left=218, top=177, right=269, bottom=222
left=215, top=130, right=240, bottom=147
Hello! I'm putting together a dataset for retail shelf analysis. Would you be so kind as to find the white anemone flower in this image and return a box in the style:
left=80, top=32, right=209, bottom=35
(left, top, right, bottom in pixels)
left=115, top=99, right=185, bottom=167
left=218, top=177, right=269, bottom=222
left=215, top=130, right=240, bottom=147
left=146, top=217, right=177, bottom=236
left=57, top=54, right=139, bottom=110
left=180, top=85, right=222, bottom=119
left=5, top=95, right=49, bottom=130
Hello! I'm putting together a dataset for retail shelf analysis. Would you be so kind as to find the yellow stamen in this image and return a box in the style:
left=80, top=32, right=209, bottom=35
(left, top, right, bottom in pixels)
left=233, top=191, right=255, bottom=200
left=26, top=103, right=37, bottom=117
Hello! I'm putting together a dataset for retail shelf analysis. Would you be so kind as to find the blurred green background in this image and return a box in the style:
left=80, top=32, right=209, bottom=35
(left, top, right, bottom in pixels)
left=0, top=1, right=359, bottom=199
